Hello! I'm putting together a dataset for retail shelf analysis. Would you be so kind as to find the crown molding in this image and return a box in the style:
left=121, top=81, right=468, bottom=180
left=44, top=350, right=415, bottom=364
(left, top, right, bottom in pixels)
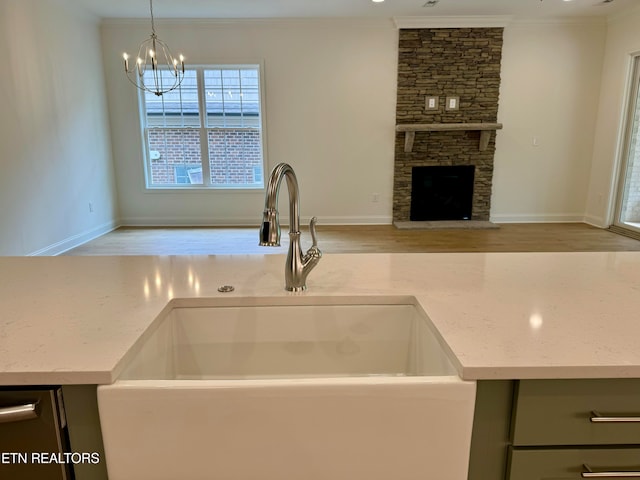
left=393, top=15, right=514, bottom=29
left=101, top=17, right=395, bottom=28
left=509, top=16, right=606, bottom=26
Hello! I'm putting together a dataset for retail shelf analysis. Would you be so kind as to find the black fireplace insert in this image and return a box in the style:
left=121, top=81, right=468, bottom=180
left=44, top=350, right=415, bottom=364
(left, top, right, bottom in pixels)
left=410, top=165, right=475, bottom=221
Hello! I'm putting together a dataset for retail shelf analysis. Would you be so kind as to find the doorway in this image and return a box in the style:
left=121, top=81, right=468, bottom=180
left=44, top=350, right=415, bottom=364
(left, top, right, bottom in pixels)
left=613, top=55, right=640, bottom=236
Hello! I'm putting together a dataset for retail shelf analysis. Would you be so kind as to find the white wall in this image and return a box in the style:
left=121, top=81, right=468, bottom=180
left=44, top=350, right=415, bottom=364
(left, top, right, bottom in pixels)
left=102, top=19, right=399, bottom=226
left=492, top=20, right=607, bottom=223
left=585, top=8, right=640, bottom=227
left=0, top=7, right=626, bottom=253
left=103, top=17, right=610, bottom=227
left=0, top=0, right=118, bottom=255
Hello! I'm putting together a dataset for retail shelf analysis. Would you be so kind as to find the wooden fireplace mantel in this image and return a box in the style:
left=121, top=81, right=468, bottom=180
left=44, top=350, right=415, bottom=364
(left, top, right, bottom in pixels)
left=396, top=123, right=503, bottom=153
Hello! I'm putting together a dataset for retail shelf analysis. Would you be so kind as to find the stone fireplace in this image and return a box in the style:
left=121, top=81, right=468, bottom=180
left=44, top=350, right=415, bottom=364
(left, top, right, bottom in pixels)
left=393, top=28, right=504, bottom=223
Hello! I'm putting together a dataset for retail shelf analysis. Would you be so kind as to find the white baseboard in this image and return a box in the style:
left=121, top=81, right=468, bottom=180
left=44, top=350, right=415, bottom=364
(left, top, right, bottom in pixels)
left=583, top=214, right=608, bottom=229
left=119, top=213, right=601, bottom=227
left=489, top=213, right=585, bottom=224
left=306, top=216, right=393, bottom=226
left=119, top=216, right=261, bottom=227
left=29, top=220, right=120, bottom=256
left=119, top=215, right=393, bottom=227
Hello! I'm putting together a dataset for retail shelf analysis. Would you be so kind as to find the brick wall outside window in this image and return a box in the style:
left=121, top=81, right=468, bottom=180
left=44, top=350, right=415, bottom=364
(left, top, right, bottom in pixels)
left=209, top=129, right=262, bottom=185
left=148, top=129, right=202, bottom=185
left=148, top=128, right=262, bottom=186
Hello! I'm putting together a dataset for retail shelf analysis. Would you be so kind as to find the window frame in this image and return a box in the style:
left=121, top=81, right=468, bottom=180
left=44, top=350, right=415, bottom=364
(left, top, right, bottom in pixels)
left=137, top=62, right=268, bottom=191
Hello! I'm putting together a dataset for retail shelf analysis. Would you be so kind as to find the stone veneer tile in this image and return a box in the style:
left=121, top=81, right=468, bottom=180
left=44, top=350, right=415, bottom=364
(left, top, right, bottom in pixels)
left=394, top=28, right=504, bottom=222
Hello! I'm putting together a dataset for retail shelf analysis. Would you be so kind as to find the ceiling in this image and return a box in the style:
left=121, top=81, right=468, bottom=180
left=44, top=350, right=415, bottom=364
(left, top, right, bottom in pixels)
left=69, top=0, right=638, bottom=20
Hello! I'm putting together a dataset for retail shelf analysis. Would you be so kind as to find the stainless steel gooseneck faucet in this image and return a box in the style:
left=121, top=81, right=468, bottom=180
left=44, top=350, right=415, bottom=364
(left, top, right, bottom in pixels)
left=259, top=163, right=322, bottom=291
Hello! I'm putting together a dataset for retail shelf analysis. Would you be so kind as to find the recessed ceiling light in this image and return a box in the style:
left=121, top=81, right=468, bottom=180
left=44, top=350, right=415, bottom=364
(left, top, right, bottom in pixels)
left=372, top=0, right=384, bottom=3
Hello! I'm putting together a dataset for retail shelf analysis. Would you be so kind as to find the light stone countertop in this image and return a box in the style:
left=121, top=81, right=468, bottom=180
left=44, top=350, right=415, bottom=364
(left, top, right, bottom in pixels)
left=1, top=252, right=639, bottom=385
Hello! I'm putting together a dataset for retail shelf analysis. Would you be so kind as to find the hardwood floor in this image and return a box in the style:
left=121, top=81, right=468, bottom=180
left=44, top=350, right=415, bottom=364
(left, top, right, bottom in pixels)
left=64, top=223, right=640, bottom=255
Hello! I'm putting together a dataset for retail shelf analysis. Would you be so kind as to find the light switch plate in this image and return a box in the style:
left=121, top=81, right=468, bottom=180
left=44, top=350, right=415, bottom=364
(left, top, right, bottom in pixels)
left=425, top=96, right=439, bottom=111
left=445, top=96, right=460, bottom=111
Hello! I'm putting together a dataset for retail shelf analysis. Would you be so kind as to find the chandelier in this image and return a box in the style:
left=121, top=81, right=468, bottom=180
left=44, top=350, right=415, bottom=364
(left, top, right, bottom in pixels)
left=123, top=0, right=185, bottom=96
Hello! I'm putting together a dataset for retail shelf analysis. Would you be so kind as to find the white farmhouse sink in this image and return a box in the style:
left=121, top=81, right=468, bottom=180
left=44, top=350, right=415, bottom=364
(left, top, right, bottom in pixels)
left=118, top=298, right=459, bottom=380
left=98, top=296, right=476, bottom=480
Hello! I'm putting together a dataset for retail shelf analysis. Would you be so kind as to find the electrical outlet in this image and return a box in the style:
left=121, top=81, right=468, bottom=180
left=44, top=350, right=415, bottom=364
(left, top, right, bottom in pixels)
left=445, top=96, right=459, bottom=111
left=425, top=96, right=438, bottom=111
left=89, top=202, right=94, bottom=213
left=371, top=193, right=381, bottom=203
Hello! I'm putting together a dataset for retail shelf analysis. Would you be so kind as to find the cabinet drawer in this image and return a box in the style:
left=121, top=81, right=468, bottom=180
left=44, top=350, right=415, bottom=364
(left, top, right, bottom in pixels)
left=508, top=447, right=640, bottom=480
left=512, top=379, right=640, bottom=446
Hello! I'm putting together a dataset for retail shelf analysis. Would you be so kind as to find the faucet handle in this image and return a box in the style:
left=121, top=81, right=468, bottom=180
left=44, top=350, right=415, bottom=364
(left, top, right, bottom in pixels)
left=306, top=217, right=322, bottom=260
left=309, top=216, right=319, bottom=248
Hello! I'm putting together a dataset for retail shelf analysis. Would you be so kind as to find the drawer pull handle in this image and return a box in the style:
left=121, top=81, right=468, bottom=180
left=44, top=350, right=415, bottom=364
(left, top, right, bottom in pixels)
left=591, top=411, right=640, bottom=423
left=583, top=464, right=640, bottom=478
left=0, top=402, right=39, bottom=424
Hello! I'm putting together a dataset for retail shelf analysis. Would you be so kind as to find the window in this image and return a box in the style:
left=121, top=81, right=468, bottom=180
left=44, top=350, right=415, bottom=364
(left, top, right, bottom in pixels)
left=139, top=64, right=266, bottom=189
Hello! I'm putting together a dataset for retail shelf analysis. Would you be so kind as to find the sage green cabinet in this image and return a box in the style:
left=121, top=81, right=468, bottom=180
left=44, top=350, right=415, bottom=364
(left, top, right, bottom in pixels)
left=509, top=447, right=640, bottom=480
left=512, top=379, right=640, bottom=446
left=466, top=381, right=513, bottom=480
left=60, top=386, right=108, bottom=480
left=507, top=379, right=640, bottom=480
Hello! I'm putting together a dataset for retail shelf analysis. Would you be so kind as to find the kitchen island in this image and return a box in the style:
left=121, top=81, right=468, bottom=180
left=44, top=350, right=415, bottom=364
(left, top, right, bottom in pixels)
left=1, top=252, right=640, bottom=479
